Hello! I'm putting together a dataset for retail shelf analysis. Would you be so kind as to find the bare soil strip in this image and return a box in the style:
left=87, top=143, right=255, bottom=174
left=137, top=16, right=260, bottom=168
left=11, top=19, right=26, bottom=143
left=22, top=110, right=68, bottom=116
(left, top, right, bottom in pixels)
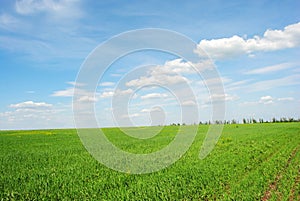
left=288, top=168, right=300, bottom=201
left=261, top=146, right=299, bottom=201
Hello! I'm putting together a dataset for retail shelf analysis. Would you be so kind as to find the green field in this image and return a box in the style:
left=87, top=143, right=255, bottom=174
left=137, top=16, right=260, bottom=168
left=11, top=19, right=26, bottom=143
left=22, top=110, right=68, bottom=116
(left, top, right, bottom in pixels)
left=1, top=123, right=299, bottom=200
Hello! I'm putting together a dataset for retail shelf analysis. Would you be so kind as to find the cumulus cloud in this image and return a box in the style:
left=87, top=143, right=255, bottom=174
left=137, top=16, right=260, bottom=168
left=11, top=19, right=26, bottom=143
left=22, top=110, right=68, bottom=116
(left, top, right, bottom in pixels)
left=1, top=101, right=73, bottom=129
left=99, top=82, right=115, bottom=87
left=126, top=74, right=188, bottom=88
left=141, top=93, right=168, bottom=100
left=211, top=93, right=239, bottom=102
left=100, top=88, right=133, bottom=98
left=141, top=107, right=163, bottom=113
left=77, top=96, right=97, bottom=102
left=197, top=22, right=300, bottom=59
left=10, top=101, right=52, bottom=109
left=154, top=59, right=214, bottom=75
left=52, top=81, right=92, bottom=98
left=100, top=91, right=114, bottom=98
left=125, top=59, right=212, bottom=88
left=259, top=96, right=274, bottom=104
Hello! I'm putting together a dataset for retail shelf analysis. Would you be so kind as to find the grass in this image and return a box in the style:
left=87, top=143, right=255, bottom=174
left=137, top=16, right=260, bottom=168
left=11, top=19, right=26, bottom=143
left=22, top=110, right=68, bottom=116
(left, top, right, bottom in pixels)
left=0, top=123, right=299, bottom=200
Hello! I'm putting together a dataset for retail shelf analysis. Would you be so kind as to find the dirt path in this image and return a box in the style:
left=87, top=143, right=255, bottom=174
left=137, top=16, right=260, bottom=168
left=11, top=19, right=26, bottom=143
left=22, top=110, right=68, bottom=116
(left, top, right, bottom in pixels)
left=288, top=168, right=300, bottom=201
left=261, top=146, right=299, bottom=201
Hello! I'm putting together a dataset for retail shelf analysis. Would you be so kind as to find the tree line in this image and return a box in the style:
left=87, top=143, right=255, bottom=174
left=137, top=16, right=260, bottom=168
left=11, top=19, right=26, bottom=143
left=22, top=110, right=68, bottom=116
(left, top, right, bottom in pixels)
left=169, top=117, right=300, bottom=126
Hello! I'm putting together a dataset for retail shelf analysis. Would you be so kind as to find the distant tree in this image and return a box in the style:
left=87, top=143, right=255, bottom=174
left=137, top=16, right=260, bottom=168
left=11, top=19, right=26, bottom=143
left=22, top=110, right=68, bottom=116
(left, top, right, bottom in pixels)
left=214, top=120, right=221, bottom=124
left=231, top=119, right=237, bottom=124
left=259, top=118, right=264, bottom=123
left=252, top=118, right=257, bottom=123
left=280, top=117, right=286, bottom=122
left=243, top=118, right=247, bottom=124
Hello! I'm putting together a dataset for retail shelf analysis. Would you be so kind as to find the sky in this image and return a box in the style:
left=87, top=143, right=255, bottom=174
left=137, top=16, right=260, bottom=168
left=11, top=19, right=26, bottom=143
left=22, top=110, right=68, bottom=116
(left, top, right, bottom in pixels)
left=0, top=0, right=299, bottom=130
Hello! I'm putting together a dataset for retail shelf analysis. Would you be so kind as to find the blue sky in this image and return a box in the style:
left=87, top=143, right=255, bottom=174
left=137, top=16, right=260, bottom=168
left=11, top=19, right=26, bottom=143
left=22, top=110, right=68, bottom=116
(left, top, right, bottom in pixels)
left=0, top=0, right=299, bottom=129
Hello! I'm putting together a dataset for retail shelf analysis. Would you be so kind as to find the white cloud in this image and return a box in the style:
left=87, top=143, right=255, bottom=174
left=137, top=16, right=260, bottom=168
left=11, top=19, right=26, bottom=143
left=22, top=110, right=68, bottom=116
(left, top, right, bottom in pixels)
left=0, top=14, right=19, bottom=31
left=141, top=109, right=150, bottom=113
left=111, top=73, right=122, bottom=77
left=141, top=93, right=168, bottom=99
left=100, top=91, right=114, bottom=98
left=206, top=93, right=239, bottom=104
left=66, top=81, right=86, bottom=87
left=26, top=90, right=35, bottom=94
left=141, top=107, right=163, bottom=113
left=182, top=100, right=197, bottom=106
left=152, top=59, right=214, bottom=75
left=126, top=74, right=188, bottom=87
left=77, top=96, right=97, bottom=102
left=10, top=101, right=52, bottom=109
left=229, top=74, right=300, bottom=92
left=245, top=62, right=295, bottom=75
left=52, top=82, right=91, bottom=97
left=198, top=76, right=231, bottom=86
left=52, top=87, right=74, bottom=97
left=197, top=22, right=300, bottom=59
left=100, top=88, right=133, bottom=98
left=130, top=113, right=140, bottom=118
left=99, top=82, right=115, bottom=87
left=225, top=79, right=252, bottom=92
left=15, top=0, right=82, bottom=19
left=121, top=113, right=140, bottom=118
left=1, top=102, right=73, bottom=130
left=125, top=58, right=216, bottom=88
left=277, top=97, right=294, bottom=101
left=125, top=59, right=199, bottom=88
left=132, top=93, right=138, bottom=99
left=259, top=96, right=274, bottom=104
left=248, top=74, right=300, bottom=92
left=116, top=88, right=133, bottom=96
left=0, top=35, right=51, bottom=58
left=241, top=96, right=295, bottom=106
